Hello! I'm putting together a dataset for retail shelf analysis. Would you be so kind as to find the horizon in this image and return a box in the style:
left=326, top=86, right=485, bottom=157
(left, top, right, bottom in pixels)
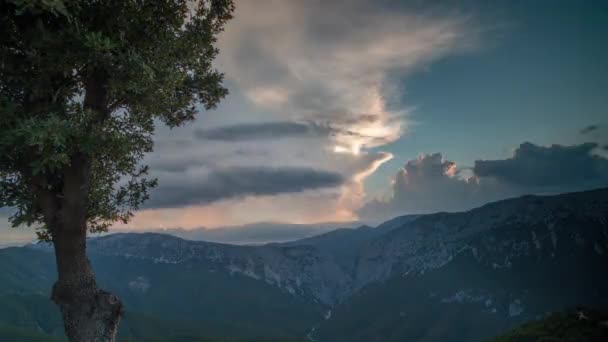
left=2, top=0, right=608, bottom=241
left=3, top=185, right=607, bottom=248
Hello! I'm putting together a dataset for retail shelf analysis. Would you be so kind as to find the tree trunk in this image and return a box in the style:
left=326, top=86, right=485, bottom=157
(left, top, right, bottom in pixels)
left=51, top=227, right=124, bottom=342
left=49, top=149, right=123, bottom=341
left=46, top=69, right=120, bottom=341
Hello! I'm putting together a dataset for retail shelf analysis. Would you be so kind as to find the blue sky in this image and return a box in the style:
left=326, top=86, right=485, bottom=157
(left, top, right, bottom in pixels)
left=3, top=0, right=607, bottom=235
left=367, top=0, right=608, bottom=196
left=117, top=0, right=608, bottom=228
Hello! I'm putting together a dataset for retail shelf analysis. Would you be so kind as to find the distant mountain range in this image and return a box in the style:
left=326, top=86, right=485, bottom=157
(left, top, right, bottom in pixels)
left=158, top=221, right=359, bottom=245
left=0, top=218, right=360, bottom=248
left=1, top=188, right=607, bottom=341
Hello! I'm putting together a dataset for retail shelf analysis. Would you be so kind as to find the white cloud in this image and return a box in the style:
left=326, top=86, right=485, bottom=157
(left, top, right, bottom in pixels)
left=126, top=0, right=476, bottom=228
left=359, top=142, right=608, bottom=224
left=216, top=0, right=473, bottom=154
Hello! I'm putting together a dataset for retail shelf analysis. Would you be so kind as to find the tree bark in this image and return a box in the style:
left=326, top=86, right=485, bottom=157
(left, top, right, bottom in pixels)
left=49, top=148, right=123, bottom=341
left=51, top=228, right=124, bottom=342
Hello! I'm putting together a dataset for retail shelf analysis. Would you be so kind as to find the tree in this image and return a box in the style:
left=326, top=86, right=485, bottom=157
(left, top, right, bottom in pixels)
left=0, top=0, right=234, bottom=340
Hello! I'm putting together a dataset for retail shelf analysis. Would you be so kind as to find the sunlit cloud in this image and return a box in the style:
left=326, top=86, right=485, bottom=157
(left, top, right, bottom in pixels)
left=122, top=0, right=476, bottom=228
left=217, top=0, right=472, bottom=156
left=360, top=142, right=608, bottom=223
left=119, top=190, right=352, bottom=230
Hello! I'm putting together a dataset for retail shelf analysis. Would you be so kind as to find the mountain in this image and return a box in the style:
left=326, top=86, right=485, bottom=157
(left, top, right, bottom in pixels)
left=317, top=188, right=608, bottom=341
left=0, top=188, right=607, bottom=341
left=150, top=222, right=359, bottom=245
left=0, top=242, right=322, bottom=340
left=0, top=211, right=35, bottom=248
left=490, top=308, right=608, bottom=342
left=278, top=215, right=419, bottom=274
left=0, top=220, right=359, bottom=249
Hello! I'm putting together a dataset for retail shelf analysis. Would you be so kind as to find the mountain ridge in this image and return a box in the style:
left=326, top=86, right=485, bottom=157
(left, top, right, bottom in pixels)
left=50, top=187, right=608, bottom=305
left=6, top=187, right=607, bottom=341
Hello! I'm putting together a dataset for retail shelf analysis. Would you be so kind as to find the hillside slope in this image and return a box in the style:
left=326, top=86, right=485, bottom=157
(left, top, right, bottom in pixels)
left=0, top=188, right=606, bottom=341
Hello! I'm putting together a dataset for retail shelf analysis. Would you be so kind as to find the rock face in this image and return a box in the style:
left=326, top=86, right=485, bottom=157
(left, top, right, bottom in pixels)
left=353, top=188, right=608, bottom=288
left=84, top=188, right=608, bottom=307
left=7, top=188, right=608, bottom=341
left=87, top=233, right=352, bottom=305
left=316, top=189, right=608, bottom=342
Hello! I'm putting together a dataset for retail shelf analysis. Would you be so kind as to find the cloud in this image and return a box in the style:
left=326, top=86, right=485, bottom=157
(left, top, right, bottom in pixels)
left=580, top=124, right=599, bottom=134
left=194, top=121, right=330, bottom=141
left=122, top=150, right=396, bottom=229
left=119, top=191, right=348, bottom=230
left=194, top=118, right=397, bottom=149
left=359, top=153, right=488, bottom=221
left=216, top=0, right=475, bottom=154
left=360, top=142, right=608, bottom=223
left=335, top=152, right=395, bottom=221
left=119, top=0, right=477, bottom=228
left=474, top=142, right=608, bottom=189
left=145, top=167, right=344, bottom=209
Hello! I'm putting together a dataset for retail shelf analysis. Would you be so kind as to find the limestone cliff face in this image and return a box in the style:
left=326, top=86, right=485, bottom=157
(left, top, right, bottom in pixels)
left=85, top=188, right=608, bottom=306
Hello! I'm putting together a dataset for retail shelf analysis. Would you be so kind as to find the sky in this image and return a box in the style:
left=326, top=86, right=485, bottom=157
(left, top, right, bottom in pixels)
left=2, top=0, right=608, bottom=240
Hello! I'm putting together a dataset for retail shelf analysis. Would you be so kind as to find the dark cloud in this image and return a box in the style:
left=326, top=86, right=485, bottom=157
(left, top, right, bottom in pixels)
left=474, top=142, right=608, bottom=188
left=151, top=160, right=210, bottom=173
left=360, top=142, right=608, bottom=223
left=194, top=120, right=383, bottom=143
left=233, top=38, right=292, bottom=87
left=194, top=121, right=331, bottom=141
left=147, top=148, right=269, bottom=173
left=146, top=167, right=344, bottom=209
left=580, top=124, right=599, bottom=134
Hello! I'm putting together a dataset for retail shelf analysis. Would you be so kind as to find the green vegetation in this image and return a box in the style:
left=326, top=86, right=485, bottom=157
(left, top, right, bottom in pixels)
left=318, top=241, right=608, bottom=342
left=0, top=247, right=320, bottom=341
left=1, top=245, right=607, bottom=341
left=0, top=324, right=307, bottom=342
left=0, top=294, right=308, bottom=342
left=1, top=0, right=234, bottom=339
left=0, top=324, right=64, bottom=342
left=490, top=309, right=608, bottom=342
left=120, top=334, right=306, bottom=341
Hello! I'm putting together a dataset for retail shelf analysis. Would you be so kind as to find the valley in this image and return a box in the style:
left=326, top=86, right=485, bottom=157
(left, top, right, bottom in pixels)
left=1, top=188, right=607, bottom=341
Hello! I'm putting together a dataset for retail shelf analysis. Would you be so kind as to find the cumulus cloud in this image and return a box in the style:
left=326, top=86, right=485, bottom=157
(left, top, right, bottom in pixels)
left=145, top=167, right=344, bottom=209
left=359, top=153, right=489, bottom=221
left=360, top=142, right=608, bottom=223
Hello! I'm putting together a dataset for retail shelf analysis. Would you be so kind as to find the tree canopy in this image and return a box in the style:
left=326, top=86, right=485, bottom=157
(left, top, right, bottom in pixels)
left=0, top=0, right=234, bottom=237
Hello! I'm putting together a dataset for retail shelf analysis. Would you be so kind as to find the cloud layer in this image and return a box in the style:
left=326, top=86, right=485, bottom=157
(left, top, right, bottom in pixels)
left=360, top=142, right=608, bottom=223
left=146, top=167, right=344, bottom=209
left=119, top=0, right=476, bottom=229
left=194, top=121, right=328, bottom=141
left=474, top=142, right=608, bottom=188
left=216, top=0, right=474, bottom=154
